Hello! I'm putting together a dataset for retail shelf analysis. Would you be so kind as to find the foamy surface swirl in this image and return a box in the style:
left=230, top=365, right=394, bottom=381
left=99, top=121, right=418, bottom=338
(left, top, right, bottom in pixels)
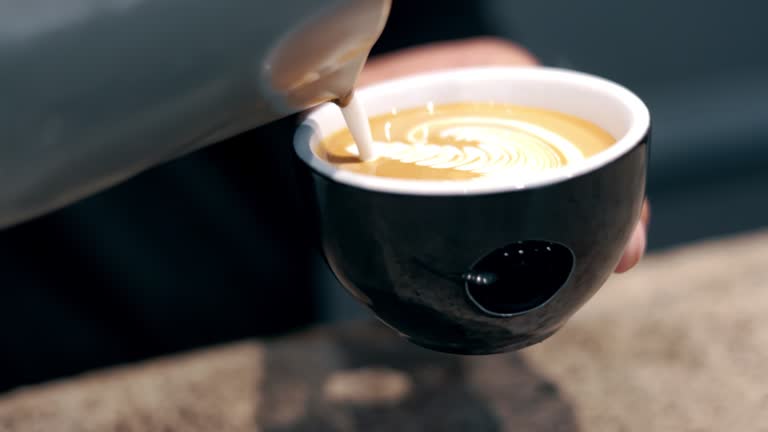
left=320, top=102, right=615, bottom=181
left=345, top=116, right=584, bottom=176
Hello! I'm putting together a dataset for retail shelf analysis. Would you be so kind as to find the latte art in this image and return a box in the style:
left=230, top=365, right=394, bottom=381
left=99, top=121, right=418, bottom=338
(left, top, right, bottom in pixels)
left=344, top=116, right=585, bottom=176
left=318, top=102, right=615, bottom=181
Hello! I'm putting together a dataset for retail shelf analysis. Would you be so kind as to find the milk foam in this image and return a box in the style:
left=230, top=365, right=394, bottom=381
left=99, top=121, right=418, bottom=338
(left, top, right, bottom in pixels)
left=338, top=93, right=377, bottom=161
left=344, top=116, right=584, bottom=176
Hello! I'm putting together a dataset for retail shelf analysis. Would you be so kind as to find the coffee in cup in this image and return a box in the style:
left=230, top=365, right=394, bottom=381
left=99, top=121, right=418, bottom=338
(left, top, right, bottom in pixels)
left=318, top=102, right=615, bottom=181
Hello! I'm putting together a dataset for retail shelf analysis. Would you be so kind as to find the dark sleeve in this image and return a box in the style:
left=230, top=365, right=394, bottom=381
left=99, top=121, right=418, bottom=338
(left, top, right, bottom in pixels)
left=371, top=0, right=506, bottom=55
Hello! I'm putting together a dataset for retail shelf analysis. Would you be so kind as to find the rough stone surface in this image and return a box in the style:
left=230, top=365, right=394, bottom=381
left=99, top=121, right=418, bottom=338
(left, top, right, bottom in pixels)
left=523, top=228, right=768, bottom=431
left=1, top=229, right=767, bottom=431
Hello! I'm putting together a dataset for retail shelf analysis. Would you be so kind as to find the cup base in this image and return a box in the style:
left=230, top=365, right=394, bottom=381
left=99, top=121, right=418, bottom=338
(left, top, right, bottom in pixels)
left=405, top=328, right=559, bottom=356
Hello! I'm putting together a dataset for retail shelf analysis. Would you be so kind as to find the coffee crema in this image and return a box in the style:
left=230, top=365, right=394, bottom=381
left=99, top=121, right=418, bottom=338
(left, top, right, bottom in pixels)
left=317, top=102, right=616, bottom=181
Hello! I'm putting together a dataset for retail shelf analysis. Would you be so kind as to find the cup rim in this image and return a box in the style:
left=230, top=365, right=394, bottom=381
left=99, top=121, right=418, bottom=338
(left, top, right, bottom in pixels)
left=294, top=66, right=650, bottom=196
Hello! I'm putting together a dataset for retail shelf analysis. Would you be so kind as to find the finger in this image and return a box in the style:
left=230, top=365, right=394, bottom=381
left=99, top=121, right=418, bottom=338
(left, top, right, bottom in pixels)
left=640, top=199, right=651, bottom=228
left=359, top=37, right=539, bottom=87
left=615, top=221, right=647, bottom=273
left=614, top=199, right=651, bottom=273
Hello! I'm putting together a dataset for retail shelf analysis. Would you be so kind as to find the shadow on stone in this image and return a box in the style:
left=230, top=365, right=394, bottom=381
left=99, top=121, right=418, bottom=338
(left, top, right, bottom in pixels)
left=256, top=321, right=580, bottom=432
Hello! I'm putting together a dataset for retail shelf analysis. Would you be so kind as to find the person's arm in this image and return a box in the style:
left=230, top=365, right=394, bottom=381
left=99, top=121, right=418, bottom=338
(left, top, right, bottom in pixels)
left=370, top=0, right=509, bottom=55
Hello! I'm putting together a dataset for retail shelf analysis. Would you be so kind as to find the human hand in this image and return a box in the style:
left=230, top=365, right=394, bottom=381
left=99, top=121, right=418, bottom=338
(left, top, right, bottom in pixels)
left=359, top=37, right=649, bottom=273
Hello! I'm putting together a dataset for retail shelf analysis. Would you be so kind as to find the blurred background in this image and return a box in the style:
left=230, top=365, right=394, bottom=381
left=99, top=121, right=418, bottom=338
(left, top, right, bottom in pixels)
left=1, top=0, right=766, bottom=391
left=488, top=0, right=768, bottom=250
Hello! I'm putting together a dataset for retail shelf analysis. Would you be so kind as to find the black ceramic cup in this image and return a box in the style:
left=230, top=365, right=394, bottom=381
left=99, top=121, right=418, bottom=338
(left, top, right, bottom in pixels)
left=294, top=67, right=650, bottom=354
